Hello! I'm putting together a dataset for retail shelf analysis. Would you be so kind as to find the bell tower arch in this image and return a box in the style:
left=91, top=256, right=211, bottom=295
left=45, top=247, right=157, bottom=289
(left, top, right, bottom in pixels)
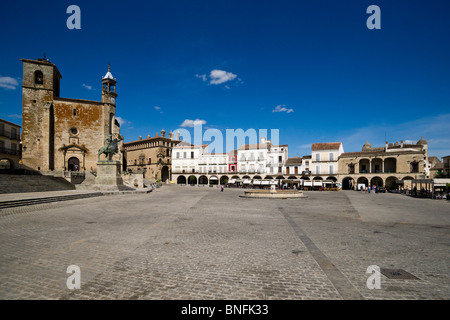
left=102, top=65, right=118, bottom=105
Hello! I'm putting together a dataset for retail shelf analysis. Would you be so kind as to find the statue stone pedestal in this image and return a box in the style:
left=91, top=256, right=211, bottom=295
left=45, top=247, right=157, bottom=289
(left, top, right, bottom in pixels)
left=95, top=160, right=124, bottom=190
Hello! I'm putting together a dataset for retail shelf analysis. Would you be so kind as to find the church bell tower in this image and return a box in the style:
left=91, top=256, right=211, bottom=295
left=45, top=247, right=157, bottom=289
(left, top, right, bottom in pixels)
left=102, top=65, right=118, bottom=105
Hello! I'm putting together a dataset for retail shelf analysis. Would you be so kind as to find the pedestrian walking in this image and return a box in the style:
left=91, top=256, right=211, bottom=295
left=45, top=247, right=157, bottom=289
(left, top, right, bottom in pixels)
left=221, top=185, right=224, bottom=192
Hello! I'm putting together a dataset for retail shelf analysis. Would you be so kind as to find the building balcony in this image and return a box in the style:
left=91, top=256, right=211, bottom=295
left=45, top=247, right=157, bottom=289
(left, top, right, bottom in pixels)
left=0, top=129, right=20, bottom=140
left=0, top=146, right=19, bottom=156
left=266, top=162, right=280, bottom=167
left=237, top=170, right=265, bottom=174
left=358, top=169, right=397, bottom=174
left=173, top=170, right=198, bottom=174
left=0, top=130, right=20, bottom=140
left=239, top=157, right=265, bottom=162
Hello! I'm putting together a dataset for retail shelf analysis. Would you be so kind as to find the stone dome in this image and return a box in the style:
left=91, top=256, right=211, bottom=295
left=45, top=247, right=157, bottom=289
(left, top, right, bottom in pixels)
left=362, top=141, right=372, bottom=150
left=417, top=136, right=428, bottom=145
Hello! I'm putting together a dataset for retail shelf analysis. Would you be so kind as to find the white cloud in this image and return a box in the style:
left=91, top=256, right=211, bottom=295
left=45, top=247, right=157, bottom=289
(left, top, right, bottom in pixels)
left=196, top=70, right=238, bottom=86
left=82, top=84, right=93, bottom=90
left=195, top=74, right=207, bottom=82
left=272, top=104, right=294, bottom=113
left=180, top=119, right=207, bottom=127
left=115, top=116, right=130, bottom=127
left=0, top=76, right=19, bottom=90
left=8, top=114, right=22, bottom=119
left=154, top=106, right=161, bottom=110
left=209, top=69, right=237, bottom=85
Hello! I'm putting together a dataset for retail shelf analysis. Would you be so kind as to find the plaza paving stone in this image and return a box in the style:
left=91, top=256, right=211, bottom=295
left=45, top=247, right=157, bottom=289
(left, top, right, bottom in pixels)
left=0, top=186, right=448, bottom=300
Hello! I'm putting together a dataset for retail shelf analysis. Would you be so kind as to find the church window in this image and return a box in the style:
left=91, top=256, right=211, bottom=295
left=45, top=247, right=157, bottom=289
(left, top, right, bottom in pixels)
left=34, top=71, right=43, bottom=85
left=70, top=127, right=78, bottom=136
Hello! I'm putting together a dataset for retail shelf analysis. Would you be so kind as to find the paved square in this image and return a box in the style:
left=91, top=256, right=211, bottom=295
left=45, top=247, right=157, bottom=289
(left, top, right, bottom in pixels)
left=0, top=186, right=448, bottom=299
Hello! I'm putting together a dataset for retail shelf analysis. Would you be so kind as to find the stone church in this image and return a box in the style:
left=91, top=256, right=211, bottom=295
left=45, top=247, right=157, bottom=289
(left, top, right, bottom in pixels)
left=21, top=58, right=121, bottom=175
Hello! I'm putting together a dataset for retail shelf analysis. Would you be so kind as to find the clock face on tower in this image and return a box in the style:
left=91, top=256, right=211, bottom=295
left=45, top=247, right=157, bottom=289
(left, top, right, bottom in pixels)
left=110, top=97, right=115, bottom=104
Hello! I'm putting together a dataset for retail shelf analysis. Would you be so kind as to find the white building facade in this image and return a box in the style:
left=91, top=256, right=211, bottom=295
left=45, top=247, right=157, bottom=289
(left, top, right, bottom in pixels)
left=237, top=138, right=288, bottom=176
left=172, top=142, right=207, bottom=175
left=172, top=138, right=295, bottom=186
left=198, top=153, right=228, bottom=174
left=310, top=142, right=344, bottom=179
left=283, top=156, right=303, bottom=176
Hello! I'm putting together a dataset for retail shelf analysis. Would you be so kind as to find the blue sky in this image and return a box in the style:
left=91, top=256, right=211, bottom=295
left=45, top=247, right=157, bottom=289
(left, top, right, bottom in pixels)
left=1, top=0, right=449, bottom=158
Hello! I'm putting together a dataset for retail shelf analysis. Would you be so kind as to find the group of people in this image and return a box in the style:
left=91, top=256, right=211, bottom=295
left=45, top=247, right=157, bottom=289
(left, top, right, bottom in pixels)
left=281, top=184, right=298, bottom=190
left=360, top=185, right=379, bottom=193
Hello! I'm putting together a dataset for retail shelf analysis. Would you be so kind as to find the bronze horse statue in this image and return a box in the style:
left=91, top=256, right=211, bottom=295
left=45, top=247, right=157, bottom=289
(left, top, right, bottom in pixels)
left=98, top=135, right=122, bottom=161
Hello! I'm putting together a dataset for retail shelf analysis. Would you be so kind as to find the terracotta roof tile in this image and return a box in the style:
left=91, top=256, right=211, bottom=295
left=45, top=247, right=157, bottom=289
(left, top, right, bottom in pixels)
left=285, top=156, right=302, bottom=165
left=311, top=142, right=342, bottom=151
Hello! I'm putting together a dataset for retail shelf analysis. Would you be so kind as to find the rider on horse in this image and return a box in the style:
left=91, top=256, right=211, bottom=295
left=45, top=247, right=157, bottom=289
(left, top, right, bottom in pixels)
left=98, top=134, right=122, bottom=161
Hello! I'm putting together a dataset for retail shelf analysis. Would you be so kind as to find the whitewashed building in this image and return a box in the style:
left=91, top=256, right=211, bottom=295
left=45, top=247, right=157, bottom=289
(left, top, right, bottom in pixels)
left=311, top=142, right=344, bottom=178
left=198, top=153, right=228, bottom=174
left=237, top=137, right=288, bottom=176
left=283, top=156, right=303, bottom=176
left=172, top=141, right=207, bottom=175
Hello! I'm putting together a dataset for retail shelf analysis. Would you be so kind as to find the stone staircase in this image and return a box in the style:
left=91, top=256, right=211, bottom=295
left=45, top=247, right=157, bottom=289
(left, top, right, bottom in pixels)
left=0, top=192, right=103, bottom=210
left=0, top=174, right=76, bottom=194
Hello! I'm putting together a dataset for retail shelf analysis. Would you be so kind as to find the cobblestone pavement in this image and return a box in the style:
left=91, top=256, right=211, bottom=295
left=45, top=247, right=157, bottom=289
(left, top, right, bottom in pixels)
left=0, top=186, right=448, bottom=300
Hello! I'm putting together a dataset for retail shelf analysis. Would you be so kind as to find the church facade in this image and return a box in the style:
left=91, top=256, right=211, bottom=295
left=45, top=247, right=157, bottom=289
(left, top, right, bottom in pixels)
left=21, top=58, right=121, bottom=175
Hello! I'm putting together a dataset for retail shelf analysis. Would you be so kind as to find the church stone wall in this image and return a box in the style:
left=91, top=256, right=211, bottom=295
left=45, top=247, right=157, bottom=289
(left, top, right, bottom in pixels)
left=21, top=58, right=120, bottom=174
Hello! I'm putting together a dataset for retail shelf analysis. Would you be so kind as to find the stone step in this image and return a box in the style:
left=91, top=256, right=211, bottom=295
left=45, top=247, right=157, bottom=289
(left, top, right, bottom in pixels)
left=0, top=174, right=76, bottom=194
left=0, top=192, right=103, bottom=209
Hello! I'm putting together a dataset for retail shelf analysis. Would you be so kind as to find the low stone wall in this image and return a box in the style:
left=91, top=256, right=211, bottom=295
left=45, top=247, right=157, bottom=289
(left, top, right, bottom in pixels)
left=122, top=173, right=144, bottom=188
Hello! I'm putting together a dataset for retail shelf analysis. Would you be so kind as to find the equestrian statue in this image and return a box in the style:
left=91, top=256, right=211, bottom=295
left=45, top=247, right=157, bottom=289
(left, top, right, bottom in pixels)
left=98, top=134, right=123, bottom=161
